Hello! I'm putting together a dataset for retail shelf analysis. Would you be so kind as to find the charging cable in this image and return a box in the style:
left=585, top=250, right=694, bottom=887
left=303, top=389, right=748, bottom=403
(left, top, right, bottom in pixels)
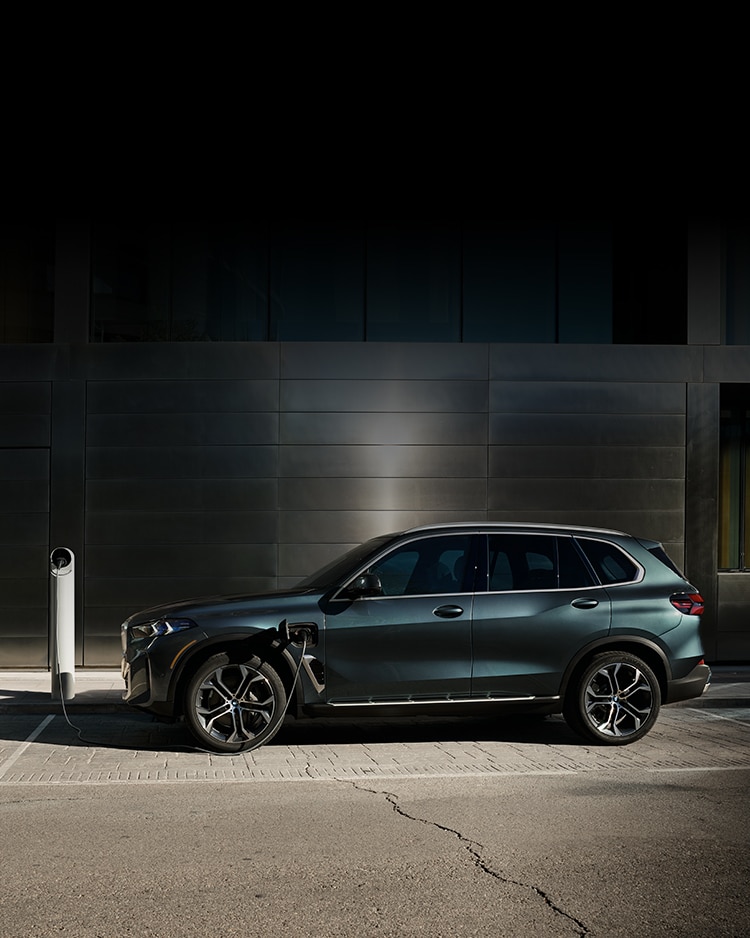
left=56, top=630, right=309, bottom=756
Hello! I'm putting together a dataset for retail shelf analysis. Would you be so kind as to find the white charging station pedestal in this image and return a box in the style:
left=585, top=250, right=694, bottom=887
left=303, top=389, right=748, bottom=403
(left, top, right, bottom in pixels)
left=50, top=547, right=75, bottom=701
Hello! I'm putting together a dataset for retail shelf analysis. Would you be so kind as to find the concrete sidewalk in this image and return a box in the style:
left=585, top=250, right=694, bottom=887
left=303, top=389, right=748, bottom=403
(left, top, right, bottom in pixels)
left=1, top=666, right=748, bottom=715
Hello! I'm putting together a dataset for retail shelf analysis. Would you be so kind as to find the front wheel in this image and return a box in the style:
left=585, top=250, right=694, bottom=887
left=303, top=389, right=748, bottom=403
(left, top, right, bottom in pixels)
left=185, top=653, right=287, bottom=753
left=564, top=652, right=661, bottom=745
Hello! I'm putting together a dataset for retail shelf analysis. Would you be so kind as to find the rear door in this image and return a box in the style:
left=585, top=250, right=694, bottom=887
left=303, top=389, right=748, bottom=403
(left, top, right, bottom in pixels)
left=471, top=533, right=611, bottom=698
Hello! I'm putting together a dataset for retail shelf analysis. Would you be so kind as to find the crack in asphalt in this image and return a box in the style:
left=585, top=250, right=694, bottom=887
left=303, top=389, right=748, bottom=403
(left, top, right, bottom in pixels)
left=353, top=782, right=590, bottom=937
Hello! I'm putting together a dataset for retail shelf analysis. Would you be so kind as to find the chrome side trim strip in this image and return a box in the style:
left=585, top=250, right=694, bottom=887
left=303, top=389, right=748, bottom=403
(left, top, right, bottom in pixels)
left=325, top=695, right=561, bottom=707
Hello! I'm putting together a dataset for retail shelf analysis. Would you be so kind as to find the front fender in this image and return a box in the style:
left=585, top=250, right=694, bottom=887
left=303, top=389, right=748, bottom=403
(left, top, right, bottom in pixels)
left=169, top=628, right=300, bottom=716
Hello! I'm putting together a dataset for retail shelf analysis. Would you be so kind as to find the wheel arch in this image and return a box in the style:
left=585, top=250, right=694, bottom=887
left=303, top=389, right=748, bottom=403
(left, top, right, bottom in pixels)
left=560, top=637, right=671, bottom=704
left=169, top=632, right=301, bottom=718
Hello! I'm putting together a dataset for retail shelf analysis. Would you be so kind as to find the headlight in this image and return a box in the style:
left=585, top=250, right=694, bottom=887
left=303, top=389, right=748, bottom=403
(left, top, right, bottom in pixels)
left=130, top=617, right=198, bottom=640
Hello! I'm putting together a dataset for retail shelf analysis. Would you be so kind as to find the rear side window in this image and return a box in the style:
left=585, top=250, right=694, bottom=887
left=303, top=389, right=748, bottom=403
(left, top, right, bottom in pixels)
left=646, top=544, right=684, bottom=577
left=575, top=538, right=640, bottom=584
left=558, top=537, right=596, bottom=588
left=487, top=535, right=594, bottom=591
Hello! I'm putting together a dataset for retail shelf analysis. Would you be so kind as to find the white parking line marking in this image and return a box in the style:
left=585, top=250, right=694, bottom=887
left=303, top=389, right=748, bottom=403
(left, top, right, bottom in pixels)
left=648, top=765, right=750, bottom=774
left=686, top=708, right=750, bottom=727
left=0, top=715, right=55, bottom=781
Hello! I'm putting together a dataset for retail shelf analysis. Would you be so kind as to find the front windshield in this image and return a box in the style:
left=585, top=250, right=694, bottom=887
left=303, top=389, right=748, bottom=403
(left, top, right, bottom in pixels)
left=296, top=535, right=396, bottom=591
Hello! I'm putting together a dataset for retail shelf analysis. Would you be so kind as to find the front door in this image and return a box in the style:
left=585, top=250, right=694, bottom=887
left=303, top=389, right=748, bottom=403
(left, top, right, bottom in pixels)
left=322, top=533, right=475, bottom=702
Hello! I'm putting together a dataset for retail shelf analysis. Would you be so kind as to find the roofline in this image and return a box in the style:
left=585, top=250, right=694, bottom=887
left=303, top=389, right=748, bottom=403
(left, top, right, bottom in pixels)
left=402, top=522, right=631, bottom=537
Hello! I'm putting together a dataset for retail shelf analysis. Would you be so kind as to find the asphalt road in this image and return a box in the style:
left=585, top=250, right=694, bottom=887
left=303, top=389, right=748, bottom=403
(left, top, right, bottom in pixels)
left=1, top=707, right=749, bottom=937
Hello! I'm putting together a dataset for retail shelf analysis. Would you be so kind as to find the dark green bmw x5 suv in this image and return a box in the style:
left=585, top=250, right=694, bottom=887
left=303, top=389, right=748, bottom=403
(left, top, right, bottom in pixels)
left=121, top=523, right=710, bottom=753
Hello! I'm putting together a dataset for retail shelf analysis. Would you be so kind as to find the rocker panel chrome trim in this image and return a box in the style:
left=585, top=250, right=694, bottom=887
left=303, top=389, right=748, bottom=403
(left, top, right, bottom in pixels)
left=324, top=695, right=561, bottom=707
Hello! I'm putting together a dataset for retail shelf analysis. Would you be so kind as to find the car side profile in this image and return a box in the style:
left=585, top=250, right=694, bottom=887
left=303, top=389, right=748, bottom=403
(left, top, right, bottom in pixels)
left=121, top=523, right=710, bottom=752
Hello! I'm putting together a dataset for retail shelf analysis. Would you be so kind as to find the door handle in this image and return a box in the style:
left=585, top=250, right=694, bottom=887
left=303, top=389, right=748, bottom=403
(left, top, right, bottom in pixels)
left=433, top=605, right=464, bottom=618
left=571, top=598, right=599, bottom=609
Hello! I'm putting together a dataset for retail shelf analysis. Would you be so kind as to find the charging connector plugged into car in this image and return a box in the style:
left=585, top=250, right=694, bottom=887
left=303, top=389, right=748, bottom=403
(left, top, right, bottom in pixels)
left=277, top=619, right=318, bottom=647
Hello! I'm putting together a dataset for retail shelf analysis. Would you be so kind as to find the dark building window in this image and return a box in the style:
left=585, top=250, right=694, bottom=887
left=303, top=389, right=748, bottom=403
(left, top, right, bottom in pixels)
left=719, top=385, right=750, bottom=570
left=270, top=222, right=365, bottom=340
left=463, top=222, right=557, bottom=342
left=557, top=222, right=613, bottom=342
left=725, top=222, right=750, bottom=344
left=365, top=222, right=462, bottom=342
left=0, top=223, right=54, bottom=342
left=91, top=221, right=269, bottom=341
left=87, top=219, right=696, bottom=346
left=463, top=221, right=613, bottom=343
left=612, top=221, right=688, bottom=343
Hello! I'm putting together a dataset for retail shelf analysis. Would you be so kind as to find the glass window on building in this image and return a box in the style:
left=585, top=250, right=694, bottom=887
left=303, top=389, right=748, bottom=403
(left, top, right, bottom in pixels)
left=719, top=385, right=750, bottom=570
left=365, top=222, right=461, bottom=341
left=91, top=221, right=269, bottom=341
left=612, top=221, right=687, bottom=343
left=86, top=218, right=693, bottom=346
left=463, top=221, right=614, bottom=343
left=463, top=222, right=557, bottom=342
left=0, top=222, right=54, bottom=342
left=725, top=222, right=750, bottom=344
left=270, top=222, right=365, bottom=340
left=557, top=222, right=613, bottom=342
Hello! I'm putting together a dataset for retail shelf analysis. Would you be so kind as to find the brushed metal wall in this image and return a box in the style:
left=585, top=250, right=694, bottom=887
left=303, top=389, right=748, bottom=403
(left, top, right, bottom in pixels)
left=1, top=341, right=748, bottom=666
left=0, top=380, right=51, bottom=666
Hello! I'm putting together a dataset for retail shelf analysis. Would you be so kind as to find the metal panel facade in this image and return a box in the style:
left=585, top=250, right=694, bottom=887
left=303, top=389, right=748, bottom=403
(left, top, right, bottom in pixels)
left=0, top=340, right=743, bottom=666
left=489, top=378, right=688, bottom=563
left=82, top=348, right=281, bottom=662
left=0, top=381, right=50, bottom=666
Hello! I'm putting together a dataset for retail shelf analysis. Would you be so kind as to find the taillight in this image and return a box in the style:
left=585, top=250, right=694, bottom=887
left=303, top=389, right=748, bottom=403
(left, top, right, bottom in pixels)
left=670, top=592, right=705, bottom=615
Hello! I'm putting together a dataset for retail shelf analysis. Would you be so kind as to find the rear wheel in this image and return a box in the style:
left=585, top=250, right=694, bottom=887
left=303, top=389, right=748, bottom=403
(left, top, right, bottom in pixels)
left=564, top=652, right=661, bottom=745
left=185, top=653, right=287, bottom=753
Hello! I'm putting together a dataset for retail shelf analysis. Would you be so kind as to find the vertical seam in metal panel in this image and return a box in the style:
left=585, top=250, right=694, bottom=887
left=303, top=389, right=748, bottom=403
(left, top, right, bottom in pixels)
left=267, top=220, right=272, bottom=341
left=168, top=222, right=174, bottom=340
left=47, top=379, right=53, bottom=669
left=485, top=343, right=490, bottom=521
left=82, top=376, right=89, bottom=667
left=459, top=225, right=464, bottom=343
left=277, top=341, right=282, bottom=588
left=554, top=225, right=560, bottom=343
left=363, top=223, right=368, bottom=342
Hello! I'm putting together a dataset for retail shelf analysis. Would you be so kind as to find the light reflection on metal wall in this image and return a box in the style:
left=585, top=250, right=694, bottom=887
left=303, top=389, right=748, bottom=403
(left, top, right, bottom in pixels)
left=3, top=341, right=750, bottom=665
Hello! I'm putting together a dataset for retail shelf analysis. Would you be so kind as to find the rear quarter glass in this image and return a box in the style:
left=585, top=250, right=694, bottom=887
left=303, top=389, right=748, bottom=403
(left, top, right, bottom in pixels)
left=645, top=544, right=685, bottom=577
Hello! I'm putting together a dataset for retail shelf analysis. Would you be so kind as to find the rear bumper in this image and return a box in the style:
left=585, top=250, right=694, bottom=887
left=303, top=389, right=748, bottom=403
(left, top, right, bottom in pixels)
left=665, top=662, right=712, bottom=704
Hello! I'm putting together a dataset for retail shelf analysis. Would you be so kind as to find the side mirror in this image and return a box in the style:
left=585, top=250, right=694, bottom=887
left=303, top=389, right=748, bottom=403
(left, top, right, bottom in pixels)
left=347, top=573, right=383, bottom=598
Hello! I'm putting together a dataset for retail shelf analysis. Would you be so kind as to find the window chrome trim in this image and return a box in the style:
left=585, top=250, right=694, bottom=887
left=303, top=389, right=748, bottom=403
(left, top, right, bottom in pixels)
left=482, top=531, right=645, bottom=593
left=483, top=583, right=606, bottom=595
left=328, top=529, right=645, bottom=601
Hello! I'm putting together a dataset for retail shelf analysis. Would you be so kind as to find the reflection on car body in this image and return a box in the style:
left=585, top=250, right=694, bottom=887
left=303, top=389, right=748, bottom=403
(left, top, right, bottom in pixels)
left=121, top=523, right=710, bottom=752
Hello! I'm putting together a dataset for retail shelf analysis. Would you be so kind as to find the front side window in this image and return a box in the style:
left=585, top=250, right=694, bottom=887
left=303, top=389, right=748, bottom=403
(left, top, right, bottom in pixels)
left=367, top=535, right=473, bottom=596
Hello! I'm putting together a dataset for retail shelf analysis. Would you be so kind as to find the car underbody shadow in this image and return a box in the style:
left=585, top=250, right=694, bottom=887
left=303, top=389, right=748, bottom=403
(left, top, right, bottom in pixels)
left=16, top=709, right=585, bottom=752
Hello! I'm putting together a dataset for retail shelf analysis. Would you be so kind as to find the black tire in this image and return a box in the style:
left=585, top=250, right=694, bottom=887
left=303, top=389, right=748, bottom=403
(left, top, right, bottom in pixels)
left=185, top=653, right=287, bottom=753
left=564, top=652, right=661, bottom=745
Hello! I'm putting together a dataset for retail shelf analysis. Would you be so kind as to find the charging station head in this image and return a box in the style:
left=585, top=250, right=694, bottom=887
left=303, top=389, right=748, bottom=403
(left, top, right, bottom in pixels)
left=50, top=547, right=74, bottom=572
